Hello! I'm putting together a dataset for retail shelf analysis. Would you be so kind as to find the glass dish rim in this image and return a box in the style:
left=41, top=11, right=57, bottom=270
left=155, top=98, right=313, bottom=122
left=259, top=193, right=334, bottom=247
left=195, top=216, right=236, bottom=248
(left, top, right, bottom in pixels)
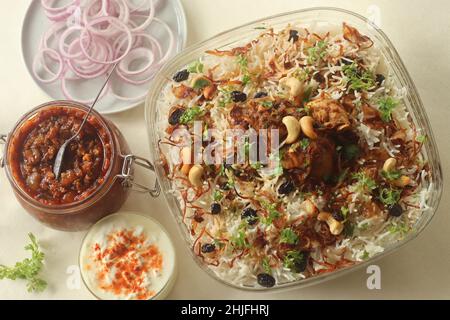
left=144, top=7, right=444, bottom=291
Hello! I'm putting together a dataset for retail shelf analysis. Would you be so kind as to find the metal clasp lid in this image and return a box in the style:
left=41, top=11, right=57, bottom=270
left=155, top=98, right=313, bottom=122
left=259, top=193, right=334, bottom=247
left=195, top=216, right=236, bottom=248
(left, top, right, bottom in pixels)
left=120, top=154, right=161, bottom=197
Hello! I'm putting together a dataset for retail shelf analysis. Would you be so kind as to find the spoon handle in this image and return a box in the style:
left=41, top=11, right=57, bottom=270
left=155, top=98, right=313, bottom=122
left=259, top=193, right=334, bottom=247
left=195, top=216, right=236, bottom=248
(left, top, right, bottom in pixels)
left=75, top=62, right=119, bottom=136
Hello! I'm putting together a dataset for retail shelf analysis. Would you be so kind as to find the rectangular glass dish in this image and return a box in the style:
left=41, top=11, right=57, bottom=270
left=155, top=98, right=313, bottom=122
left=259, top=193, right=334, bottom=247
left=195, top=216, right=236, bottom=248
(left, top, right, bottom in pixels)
left=144, top=7, right=443, bottom=291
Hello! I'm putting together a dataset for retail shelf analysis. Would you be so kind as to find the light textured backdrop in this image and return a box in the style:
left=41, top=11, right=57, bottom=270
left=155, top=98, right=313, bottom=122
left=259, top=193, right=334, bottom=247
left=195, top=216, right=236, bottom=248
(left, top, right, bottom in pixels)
left=0, top=0, right=449, bottom=299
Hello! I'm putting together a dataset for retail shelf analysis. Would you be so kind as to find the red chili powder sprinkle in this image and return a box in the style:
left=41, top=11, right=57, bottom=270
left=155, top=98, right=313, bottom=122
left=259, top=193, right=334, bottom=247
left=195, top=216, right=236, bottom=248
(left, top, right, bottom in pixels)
left=92, top=228, right=163, bottom=300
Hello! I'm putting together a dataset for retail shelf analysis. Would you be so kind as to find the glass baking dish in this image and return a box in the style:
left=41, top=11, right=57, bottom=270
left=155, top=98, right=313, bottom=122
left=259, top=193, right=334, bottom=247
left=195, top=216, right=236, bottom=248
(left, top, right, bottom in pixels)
left=144, top=7, right=443, bottom=291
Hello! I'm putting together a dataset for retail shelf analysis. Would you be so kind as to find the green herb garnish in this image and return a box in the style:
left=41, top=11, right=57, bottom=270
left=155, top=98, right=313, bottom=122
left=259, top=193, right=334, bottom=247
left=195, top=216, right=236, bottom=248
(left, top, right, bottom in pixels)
left=279, top=228, right=299, bottom=245
left=212, top=190, right=223, bottom=202
left=381, top=169, right=402, bottom=181
left=300, top=138, right=310, bottom=150
left=283, top=251, right=307, bottom=273
left=343, top=144, right=360, bottom=160
left=0, top=233, right=47, bottom=293
left=352, top=171, right=377, bottom=192
left=307, top=40, right=328, bottom=64
left=231, top=222, right=249, bottom=249
left=192, top=77, right=211, bottom=90
left=187, top=60, right=204, bottom=73
left=416, top=134, right=427, bottom=143
left=388, top=222, right=409, bottom=235
left=377, top=96, right=398, bottom=122
left=262, top=257, right=272, bottom=274
left=343, top=221, right=355, bottom=237
left=379, top=187, right=401, bottom=206
left=361, top=250, right=370, bottom=260
left=179, top=106, right=204, bottom=124
left=261, top=100, right=273, bottom=108
left=342, top=62, right=375, bottom=91
left=261, top=201, right=281, bottom=225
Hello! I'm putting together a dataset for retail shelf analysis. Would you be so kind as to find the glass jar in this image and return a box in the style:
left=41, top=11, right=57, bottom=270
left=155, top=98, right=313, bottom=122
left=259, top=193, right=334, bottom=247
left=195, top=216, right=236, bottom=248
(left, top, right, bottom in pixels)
left=0, top=101, right=159, bottom=231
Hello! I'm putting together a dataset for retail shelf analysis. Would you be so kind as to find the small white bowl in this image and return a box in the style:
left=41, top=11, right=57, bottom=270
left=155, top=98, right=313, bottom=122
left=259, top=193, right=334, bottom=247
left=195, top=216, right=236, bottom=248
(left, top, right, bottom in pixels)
left=79, top=211, right=177, bottom=300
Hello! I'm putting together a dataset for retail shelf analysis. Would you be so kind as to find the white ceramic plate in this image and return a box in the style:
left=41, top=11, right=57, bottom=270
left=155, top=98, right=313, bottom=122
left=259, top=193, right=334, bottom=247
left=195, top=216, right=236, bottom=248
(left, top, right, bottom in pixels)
left=21, top=0, right=187, bottom=114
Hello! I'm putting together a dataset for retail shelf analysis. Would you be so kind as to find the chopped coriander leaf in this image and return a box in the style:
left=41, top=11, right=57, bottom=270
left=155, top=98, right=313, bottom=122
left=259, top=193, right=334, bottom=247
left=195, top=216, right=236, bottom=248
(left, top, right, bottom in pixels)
left=342, top=62, right=375, bottom=91
left=302, top=86, right=313, bottom=103
left=388, top=222, right=409, bottom=235
left=300, top=138, right=310, bottom=150
left=251, top=161, right=262, bottom=170
left=352, top=171, right=377, bottom=192
left=381, top=169, right=402, bottom=181
left=261, top=201, right=281, bottom=225
left=212, top=190, right=223, bottom=202
left=343, top=144, right=359, bottom=160
left=416, top=134, right=427, bottom=143
left=307, top=40, right=328, bottom=64
left=340, top=207, right=350, bottom=219
left=283, top=251, right=308, bottom=273
left=262, top=257, right=272, bottom=274
left=0, top=233, right=47, bottom=293
left=359, top=223, right=369, bottom=231
left=236, top=54, right=248, bottom=68
left=279, top=228, right=299, bottom=245
left=242, top=74, right=251, bottom=85
left=361, top=250, right=370, bottom=260
left=261, top=100, right=273, bottom=108
left=231, top=230, right=249, bottom=249
left=343, top=221, right=354, bottom=237
left=192, top=77, right=211, bottom=89
left=179, top=106, right=204, bottom=124
left=377, top=96, right=398, bottom=122
left=379, top=187, right=401, bottom=206
left=187, top=60, right=204, bottom=73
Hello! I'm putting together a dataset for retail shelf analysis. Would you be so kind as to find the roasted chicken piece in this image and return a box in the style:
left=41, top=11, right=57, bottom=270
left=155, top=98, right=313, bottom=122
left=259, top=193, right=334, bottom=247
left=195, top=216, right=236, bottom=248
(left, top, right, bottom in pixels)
left=282, top=137, right=336, bottom=180
left=307, top=97, right=351, bottom=131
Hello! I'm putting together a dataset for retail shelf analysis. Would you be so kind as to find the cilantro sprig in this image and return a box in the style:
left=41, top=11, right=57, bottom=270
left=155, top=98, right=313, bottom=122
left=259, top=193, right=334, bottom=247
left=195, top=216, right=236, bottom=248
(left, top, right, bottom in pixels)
left=342, top=62, right=375, bottom=91
left=179, top=106, right=205, bottom=124
left=279, top=228, right=299, bottom=245
left=377, top=96, right=398, bottom=122
left=0, top=233, right=47, bottom=293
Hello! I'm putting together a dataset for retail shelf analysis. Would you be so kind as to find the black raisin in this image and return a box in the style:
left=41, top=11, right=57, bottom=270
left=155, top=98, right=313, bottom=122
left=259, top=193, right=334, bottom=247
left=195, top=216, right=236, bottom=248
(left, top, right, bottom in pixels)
left=288, top=29, right=299, bottom=42
left=332, top=211, right=345, bottom=222
left=388, top=204, right=403, bottom=217
left=375, top=74, right=385, bottom=86
left=257, top=273, right=276, bottom=287
left=254, top=91, right=268, bottom=99
left=313, top=72, right=325, bottom=83
left=168, top=108, right=185, bottom=125
left=231, top=91, right=247, bottom=102
left=201, top=243, right=216, bottom=253
left=211, top=203, right=222, bottom=214
left=278, top=180, right=295, bottom=195
left=172, top=69, right=189, bottom=82
left=242, top=207, right=258, bottom=225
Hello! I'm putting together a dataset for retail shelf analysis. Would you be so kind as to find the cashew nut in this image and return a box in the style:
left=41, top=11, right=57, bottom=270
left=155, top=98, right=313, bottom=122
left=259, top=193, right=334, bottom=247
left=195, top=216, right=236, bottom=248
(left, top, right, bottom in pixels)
left=285, top=77, right=304, bottom=97
left=181, top=164, right=192, bottom=176
left=382, top=157, right=397, bottom=172
left=299, top=116, right=318, bottom=140
left=282, top=116, right=301, bottom=144
left=393, top=175, right=411, bottom=188
left=317, top=212, right=344, bottom=235
left=188, top=165, right=204, bottom=187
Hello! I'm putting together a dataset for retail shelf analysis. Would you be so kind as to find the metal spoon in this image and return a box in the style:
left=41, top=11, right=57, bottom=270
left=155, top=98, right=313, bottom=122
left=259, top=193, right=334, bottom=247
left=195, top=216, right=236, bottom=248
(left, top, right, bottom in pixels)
left=53, top=63, right=118, bottom=180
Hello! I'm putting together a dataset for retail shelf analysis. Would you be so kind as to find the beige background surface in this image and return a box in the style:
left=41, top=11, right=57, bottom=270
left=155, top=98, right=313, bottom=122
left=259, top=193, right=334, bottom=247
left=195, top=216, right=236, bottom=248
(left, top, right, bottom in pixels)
left=0, top=0, right=449, bottom=299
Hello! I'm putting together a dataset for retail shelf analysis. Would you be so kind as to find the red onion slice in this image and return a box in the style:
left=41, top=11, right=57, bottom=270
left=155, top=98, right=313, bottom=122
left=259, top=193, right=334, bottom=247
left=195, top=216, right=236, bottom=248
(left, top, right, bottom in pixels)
left=33, top=48, right=64, bottom=84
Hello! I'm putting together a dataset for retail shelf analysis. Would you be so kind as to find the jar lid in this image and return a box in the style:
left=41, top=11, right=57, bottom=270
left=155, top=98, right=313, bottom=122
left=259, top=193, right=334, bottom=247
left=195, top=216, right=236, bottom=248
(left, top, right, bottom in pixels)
left=79, top=211, right=177, bottom=300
